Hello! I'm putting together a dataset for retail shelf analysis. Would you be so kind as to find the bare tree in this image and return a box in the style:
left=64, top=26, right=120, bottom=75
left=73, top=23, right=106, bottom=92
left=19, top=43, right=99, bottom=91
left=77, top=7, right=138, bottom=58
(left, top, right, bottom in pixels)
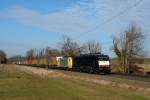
left=26, top=49, right=35, bottom=59
left=44, top=47, right=51, bottom=58
left=59, top=35, right=81, bottom=56
left=112, top=24, right=145, bottom=73
left=0, top=50, right=7, bottom=64
left=82, top=40, right=101, bottom=54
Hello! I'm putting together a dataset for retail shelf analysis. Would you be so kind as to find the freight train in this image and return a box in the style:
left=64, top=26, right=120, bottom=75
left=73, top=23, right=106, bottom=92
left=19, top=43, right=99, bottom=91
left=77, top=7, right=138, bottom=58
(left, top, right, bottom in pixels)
left=15, top=53, right=111, bottom=74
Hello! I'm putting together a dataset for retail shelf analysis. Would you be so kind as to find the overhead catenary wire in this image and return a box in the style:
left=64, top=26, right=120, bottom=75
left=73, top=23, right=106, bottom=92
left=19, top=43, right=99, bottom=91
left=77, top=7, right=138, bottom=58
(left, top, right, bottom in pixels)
left=71, top=0, right=145, bottom=55
left=75, top=0, right=145, bottom=41
left=55, top=0, right=146, bottom=55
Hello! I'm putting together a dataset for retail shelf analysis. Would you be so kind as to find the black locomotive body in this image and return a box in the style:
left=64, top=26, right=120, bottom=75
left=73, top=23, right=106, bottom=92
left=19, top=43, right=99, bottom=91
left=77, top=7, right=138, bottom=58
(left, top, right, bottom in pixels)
left=73, top=53, right=111, bottom=74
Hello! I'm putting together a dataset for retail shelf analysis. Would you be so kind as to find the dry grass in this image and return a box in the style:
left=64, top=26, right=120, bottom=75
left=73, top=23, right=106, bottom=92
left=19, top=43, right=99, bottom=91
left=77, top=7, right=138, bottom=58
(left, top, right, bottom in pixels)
left=137, top=64, right=150, bottom=72
left=0, top=64, right=150, bottom=100
left=16, top=65, right=150, bottom=95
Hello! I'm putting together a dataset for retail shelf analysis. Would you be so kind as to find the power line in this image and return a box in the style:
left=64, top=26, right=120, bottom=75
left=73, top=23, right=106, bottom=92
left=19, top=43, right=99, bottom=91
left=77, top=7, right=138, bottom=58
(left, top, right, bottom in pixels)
left=59, top=0, right=145, bottom=55
left=75, top=0, right=144, bottom=41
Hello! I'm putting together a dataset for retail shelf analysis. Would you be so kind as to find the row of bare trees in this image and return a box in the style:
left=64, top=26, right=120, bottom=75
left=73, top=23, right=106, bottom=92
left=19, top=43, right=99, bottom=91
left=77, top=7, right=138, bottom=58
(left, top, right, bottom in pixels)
left=9, top=48, right=61, bottom=63
left=25, top=36, right=102, bottom=59
left=9, top=35, right=102, bottom=63
left=60, top=35, right=101, bottom=56
left=26, top=48, right=60, bottom=60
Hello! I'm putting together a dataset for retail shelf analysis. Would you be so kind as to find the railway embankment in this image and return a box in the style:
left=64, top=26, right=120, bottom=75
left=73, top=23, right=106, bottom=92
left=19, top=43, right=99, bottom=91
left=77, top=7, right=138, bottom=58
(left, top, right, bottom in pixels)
left=16, top=65, right=150, bottom=95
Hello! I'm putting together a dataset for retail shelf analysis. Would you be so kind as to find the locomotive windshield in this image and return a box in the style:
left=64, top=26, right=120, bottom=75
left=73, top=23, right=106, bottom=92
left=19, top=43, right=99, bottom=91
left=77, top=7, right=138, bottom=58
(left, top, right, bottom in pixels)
left=98, top=56, right=110, bottom=61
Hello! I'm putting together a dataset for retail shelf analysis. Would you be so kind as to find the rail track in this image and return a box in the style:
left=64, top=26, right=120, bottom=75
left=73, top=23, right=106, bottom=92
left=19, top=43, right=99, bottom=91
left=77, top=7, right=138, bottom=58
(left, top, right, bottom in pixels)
left=108, top=73, right=150, bottom=83
left=18, top=64, right=150, bottom=83
left=46, top=67, right=150, bottom=83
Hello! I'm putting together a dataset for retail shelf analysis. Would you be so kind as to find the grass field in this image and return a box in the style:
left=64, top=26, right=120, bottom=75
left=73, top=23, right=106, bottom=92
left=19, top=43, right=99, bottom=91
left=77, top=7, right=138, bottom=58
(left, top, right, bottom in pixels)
left=0, top=65, right=150, bottom=100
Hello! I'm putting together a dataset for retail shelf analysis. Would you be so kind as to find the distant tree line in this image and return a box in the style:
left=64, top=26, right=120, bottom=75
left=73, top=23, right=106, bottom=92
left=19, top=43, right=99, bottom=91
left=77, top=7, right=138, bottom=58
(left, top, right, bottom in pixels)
left=9, top=35, right=102, bottom=63
left=23, top=35, right=102, bottom=60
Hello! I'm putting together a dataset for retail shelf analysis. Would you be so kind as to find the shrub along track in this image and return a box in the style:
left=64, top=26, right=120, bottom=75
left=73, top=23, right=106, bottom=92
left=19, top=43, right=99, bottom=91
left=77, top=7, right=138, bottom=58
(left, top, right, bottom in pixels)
left=16, top=65, right=150, bottom=95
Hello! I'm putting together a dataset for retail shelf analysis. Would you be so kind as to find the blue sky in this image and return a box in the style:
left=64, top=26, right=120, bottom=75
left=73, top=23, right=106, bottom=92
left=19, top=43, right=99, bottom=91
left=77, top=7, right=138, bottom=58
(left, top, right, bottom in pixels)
left=0, top=0, right=150, bottom=57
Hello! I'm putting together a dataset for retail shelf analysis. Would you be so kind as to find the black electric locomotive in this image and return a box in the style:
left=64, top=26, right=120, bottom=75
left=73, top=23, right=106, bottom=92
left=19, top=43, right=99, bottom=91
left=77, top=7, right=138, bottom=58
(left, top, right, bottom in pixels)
left=73, top=53, right=111, bottom=74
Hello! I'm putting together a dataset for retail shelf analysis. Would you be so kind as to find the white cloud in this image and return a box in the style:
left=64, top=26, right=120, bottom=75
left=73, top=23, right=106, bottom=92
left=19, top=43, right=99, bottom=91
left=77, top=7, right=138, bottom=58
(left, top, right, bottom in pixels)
left=0, top=4, right=95, bottom=34
left=0, top=0, right=150, bottom=36
left=86, top=0, right=150, bottom=35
